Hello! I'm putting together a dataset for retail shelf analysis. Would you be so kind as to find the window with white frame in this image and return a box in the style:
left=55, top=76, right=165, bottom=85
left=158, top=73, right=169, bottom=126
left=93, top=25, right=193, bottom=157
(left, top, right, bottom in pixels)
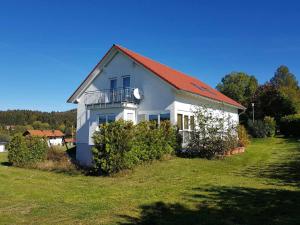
left=177, top=114, right=194, bottom=131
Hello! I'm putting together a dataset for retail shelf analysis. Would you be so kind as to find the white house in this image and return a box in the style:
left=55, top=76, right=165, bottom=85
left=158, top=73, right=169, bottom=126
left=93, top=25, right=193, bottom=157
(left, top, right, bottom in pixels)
left=67, top=44, right=245, bottom=166
left=23, top=130, right=65, bottom=146
left=0, top=142, right=7, bottom=152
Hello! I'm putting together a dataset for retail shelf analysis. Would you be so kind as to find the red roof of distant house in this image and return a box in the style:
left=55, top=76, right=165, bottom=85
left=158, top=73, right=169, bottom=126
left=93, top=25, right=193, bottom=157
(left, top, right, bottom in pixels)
left=24, top=130, right=65, bottom=137
left=64, top=138, right=76, bottom=143
left=114, top=45, right=244, bottom=109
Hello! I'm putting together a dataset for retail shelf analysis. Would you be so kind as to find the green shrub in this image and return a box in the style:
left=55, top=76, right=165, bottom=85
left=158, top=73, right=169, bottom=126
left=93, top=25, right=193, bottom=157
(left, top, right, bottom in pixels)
left=280, top=114, right=300, bottom=137
left=247, top=116, right=276, bottom=138
left=238, top=125, right=250, bottom=147
left=8, top=134, right=48, bottom=167
left=8, top=134, right=29, bottom=166
left=263, top=116, right=276, bottom=137
left=186, top=106, right=238, bottom=159
left=92, top=120, right=176, bottom=175
left=92, top=120, right=135, bottom=175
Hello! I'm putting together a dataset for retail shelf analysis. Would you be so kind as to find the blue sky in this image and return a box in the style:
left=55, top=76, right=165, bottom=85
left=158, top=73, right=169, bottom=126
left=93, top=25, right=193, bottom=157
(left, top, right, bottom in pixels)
left=1, top=0, right=300, bottom=112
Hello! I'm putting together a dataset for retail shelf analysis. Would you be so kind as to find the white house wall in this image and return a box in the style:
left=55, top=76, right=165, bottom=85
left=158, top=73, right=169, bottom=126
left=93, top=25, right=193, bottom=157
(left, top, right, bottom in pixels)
left=174, top=92, right=239, bottom=126
left=0, top=145, right=5, bottom=152
left=48, top=138, right=63, bottom=146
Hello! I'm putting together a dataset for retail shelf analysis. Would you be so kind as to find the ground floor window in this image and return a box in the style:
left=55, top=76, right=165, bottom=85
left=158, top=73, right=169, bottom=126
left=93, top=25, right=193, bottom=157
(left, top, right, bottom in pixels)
left=184, top=115, right=189, bottom=130
left=149, top=114, right=158, bottom=123
left=160, top=113, right=170, bottom=121
left=177, top=113, right=183, bottom=130
left=190, top=115, right=195, bottom=130
left=177, top=113, right=195, bottom=131
left=148, top=112, right=170, bottom=124
left=98, top=114, right=116, bottom=125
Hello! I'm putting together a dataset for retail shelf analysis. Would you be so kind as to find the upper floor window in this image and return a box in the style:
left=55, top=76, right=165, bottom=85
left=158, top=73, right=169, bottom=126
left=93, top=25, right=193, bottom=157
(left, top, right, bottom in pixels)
left=123, top=76, right=130, bottom=88
left=110, top=78, right=117, bottom=90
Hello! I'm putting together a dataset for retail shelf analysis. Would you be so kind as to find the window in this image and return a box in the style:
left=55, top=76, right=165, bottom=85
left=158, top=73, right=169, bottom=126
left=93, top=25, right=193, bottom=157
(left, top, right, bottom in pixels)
left=138, top=114, right=146, bottom=122
left=184, top=115, right=189, bottom=130
left=110, top=78, right=117, bottom=90
left=123, top=76, right=130, bottom=88
left=99, top=115, right=106, bottom=125
left=149, top=114, right=158, bottom=123
left=190, top=116, right=195, bottom=130
left=177, top=114, right=183, bottom=130
left=160, top=113, right=170, bottom=122
left=107, top=114, right=116, bottom=123
left=99, top=114, right=116, bottom=124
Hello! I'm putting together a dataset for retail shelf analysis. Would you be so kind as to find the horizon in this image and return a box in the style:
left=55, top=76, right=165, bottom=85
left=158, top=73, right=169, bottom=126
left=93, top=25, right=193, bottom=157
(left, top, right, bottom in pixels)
left=1, top=0, right=300, bottom=112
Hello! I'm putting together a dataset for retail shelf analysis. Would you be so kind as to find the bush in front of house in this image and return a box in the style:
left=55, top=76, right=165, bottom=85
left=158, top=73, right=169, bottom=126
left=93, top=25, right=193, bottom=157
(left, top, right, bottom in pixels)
left=186, top=106, right=239, bottom=159
left=92, top=120, right=177, bottom=175
left=92, top=120, right=135, bottom=175
left=247, top=116, right=276, bottom=138
left=8, top=134, right=48, bottom=167
left=280, top=114, right=300, bottom=137
left=237, top=125, right=250, bottom=147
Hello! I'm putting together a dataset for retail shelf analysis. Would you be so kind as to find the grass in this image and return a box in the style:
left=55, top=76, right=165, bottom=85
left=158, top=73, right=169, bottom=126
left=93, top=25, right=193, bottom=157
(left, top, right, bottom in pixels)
left=0, top=137, right=300, bottom=224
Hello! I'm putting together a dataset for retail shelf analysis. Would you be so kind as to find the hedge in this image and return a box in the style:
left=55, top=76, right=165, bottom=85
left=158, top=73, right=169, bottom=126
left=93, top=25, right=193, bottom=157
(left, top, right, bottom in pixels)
left=247, top=116, right=276, bottom=138
left=280, top=114, right=300, bottom=137
left=8, top=134, right=48, bottom=167
left=92, top=120, right=177, bottom=175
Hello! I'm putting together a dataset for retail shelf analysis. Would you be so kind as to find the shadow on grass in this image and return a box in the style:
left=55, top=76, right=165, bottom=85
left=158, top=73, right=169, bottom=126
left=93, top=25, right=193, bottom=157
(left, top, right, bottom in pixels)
left=119, top=186, right=300, bottom=225
left=0, top=161, right=12, bottom=166
left=237, top=137, right=300, bottom=187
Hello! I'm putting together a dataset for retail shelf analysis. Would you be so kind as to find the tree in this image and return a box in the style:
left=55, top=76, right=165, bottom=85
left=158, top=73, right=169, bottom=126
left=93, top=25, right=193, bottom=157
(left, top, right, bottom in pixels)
left=32, top=121, right=50, bottom=130
left=270, top=65, right=298, bottom=89
left=216, top=72, right=258, bottom=107
left=270, top=65, right=300, bottom=112
left=253, top=83, right=297, bottom=122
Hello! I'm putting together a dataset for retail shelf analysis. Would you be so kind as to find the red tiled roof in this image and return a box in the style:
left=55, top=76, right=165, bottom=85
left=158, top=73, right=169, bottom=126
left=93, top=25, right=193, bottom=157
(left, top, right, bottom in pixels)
left=114, top=45, right=244, bottom=109
left=64, top=138, right=76, bottom=143
left=24, top=130, right=65, bottom=137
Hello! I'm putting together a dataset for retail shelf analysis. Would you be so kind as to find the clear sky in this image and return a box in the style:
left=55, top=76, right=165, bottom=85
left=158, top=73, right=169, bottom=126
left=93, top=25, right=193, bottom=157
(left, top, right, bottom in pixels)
left=1, top=0, right=300, bottom=112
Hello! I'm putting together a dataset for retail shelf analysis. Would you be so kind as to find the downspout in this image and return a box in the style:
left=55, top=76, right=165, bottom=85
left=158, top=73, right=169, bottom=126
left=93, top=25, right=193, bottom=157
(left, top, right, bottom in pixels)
left=239, top=108, right=246, bottom=116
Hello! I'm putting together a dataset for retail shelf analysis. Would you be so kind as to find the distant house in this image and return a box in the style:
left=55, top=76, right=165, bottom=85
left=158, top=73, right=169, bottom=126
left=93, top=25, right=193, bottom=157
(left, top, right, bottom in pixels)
left=5, top=125, right=15, bottom=131
left=64, top=138, right=76, bottom=147
left=67, top=44, right=245, bottom=166
left=23, top=130, right=65, bottom=146
left=0, top=142, right=8, bottom=152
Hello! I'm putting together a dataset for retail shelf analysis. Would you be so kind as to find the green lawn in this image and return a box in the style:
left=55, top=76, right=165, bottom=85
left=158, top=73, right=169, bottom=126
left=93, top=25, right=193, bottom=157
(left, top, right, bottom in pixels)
left=1, top=137, right=300, bottom=225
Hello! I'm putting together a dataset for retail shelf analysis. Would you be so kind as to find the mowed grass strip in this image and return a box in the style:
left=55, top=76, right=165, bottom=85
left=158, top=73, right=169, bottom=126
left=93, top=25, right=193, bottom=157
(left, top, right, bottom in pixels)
left=0, top=137, right=299, bottom=225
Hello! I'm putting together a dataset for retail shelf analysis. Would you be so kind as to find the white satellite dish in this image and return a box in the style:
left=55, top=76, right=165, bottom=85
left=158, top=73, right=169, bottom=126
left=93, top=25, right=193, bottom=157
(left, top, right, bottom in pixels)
left=75, top=98, right=80, bottom=103
left=133, top=88, right=143, bottom=100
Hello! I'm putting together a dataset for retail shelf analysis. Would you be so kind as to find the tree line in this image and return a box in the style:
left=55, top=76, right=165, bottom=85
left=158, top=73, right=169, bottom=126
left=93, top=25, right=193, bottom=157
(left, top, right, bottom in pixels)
left=0, top=109, right=76, bottom=141
left=216, top=65, right=300, bottom=124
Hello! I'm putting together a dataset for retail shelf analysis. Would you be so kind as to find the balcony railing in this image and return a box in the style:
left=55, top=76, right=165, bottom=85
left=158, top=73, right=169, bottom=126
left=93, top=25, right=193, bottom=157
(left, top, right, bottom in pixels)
left=84, top=88, right=138, bottom=105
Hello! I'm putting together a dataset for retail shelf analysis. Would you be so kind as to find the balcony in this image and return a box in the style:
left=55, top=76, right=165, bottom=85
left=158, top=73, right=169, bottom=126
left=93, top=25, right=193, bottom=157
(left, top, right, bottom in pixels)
left=84, top=88, right=139, bottom=108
